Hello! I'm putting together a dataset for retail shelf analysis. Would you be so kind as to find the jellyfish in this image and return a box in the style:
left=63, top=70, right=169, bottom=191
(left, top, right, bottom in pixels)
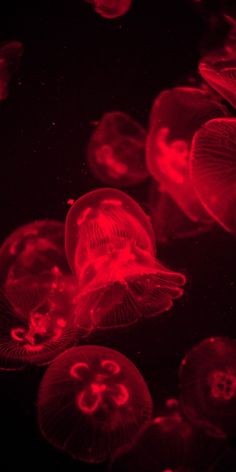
left=87, top=111, right=148, bottom=187
left=0, top=40, right=23, bottom=100
left=65, top=188, right=186, bottom=331
left=85, top=0, right=133, bottom=19
left=0, top=220, right=70, bottom=317
left=109, top=398, right=226, bottom=471
left=146, top=86, right=228, bottom=223
left=37, top=345, right=153, bottom=463
left=179, top=336, right=236, bottom=437
left=190, top=117, right=236, bottom=236
left=0, top=272, right=77, bottom=370
left=148, top=181, right=214, bottom=243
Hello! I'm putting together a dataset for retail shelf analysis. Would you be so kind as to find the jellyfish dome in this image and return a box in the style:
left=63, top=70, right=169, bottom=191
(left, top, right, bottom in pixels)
left=37, top=345, right=153, bottom=463
left=85, top=0, right=133, bottom=19
left=87, top=111, right=148, bottom=187
left=190, top=117, right=236, bottom=236
left=65, top=188, right=186, bottom=331
left=0, top=40, right=23, bottom=101
left=0, top=273, right=77, bottom=370
left=146, top=86, right=227, bottom=222
left=179, top=336, right=236, bottom=437
left=0, top=220, right=70, bottom=317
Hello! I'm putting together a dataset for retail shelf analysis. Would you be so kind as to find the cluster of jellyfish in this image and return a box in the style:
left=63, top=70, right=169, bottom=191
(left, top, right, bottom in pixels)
left=1, top=0, right=236, bottom=470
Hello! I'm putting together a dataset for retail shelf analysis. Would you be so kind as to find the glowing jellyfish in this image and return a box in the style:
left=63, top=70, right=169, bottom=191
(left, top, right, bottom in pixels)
left=0, top=272, right=77, bottom=370
left=109, top=398, right=226, bottom=471
left=87, top=111, right=148, bottom=187
left=146, top=86, right=227, bottom=223
left=0, top=220, right=70, bottom=317
left=179, top=337, right=236, bottom=437
left=0, top=40, right=23, bottom=100
left=148, top=181, right=214, bottom=243
left=85, top=0, right=133, bottom=19
left=37, top=345, right=153, bottom=463
left=65, top=188, right=186, bottom=331
left=190, top=117, right=236, bottom=236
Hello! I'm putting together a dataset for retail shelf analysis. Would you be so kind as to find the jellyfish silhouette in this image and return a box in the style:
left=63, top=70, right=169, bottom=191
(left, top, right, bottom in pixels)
left=37, top=345, right=153, bottom=463
left=65, top=188, right=186, bottom=331
left=85, top=0, right=133, bottom=19
left=0, top=220, right=70, bottom=317
left=148, top=181, right=214, bottom=243
left=146, top=86, right=227, bottom=223
left=179, top=336, right=236, bottom=437
left=0, top=40, right=23, bottom=101
left=0, top=272, right=77, bottom=370
left=87, top=111, right=148, bottom=187
left=109, top=398, right=226, bottom=471
left=190, top=117, right=236, bottom=236
left=199, top=16, right=236, bottom=109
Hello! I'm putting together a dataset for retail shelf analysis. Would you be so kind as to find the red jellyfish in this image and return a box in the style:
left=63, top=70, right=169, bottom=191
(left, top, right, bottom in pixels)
left=0, top=220, right=70, bottom=317
left=179, top=337, right=236, bottom=437
left=85, top=0, right=133, bottom=19
left=190, top=117, right=236, bottom=236
left=109, top=398, right=226, bottom=472
left=65, top=188, right=186, bottom=331
left=37, top=345, right=153, bottom=463
left=87, top=111, right=148, bottom=187
left=0, top=40, right=23, bottom=101
left=146, top=86, right=227, bottom=223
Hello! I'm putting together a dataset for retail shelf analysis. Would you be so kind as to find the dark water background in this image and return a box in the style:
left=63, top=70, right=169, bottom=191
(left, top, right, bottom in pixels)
left=0, top=1, right=236, bottom=470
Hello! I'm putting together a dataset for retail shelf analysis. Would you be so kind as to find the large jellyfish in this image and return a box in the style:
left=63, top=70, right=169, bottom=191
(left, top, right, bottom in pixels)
left=0, top=40, right=23, bottom=101
left=190, top=117, right=236, bottom=236
left=87, top=111, right=148, bottom=187
left=37, top=345, right=153, bottom=463
left=85, top=0, right=133, bottom=19
left=65, top=188, right=186, bottom=331
left=146, top=86, right=227, bottom=223
left=179, top=336, right=236, bottom=437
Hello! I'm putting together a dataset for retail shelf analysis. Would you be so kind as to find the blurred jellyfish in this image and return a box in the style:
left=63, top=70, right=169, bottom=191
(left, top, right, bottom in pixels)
left=85, top=0, right=133, bottom=19
left=146, top=86, right=228, bottom=223
left=190, top=117, right=236, bottom=236
left=0, top=220, right=70, bottom=317
left=179, top=336, right=236, bottom=437
left=0, top=40, right=23, bottom=100
left=65, top=188, right=186, bottom=331
left=37, top=345, right=153, bottom=463
left=87, top=111, right=148, bottom=187
left=109, top=398, right=226, bottom=471
left=148, top=181, right=214, bottom=243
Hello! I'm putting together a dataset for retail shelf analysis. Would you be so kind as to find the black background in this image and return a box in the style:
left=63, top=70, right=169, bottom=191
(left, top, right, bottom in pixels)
left=0, top=0, right=236, bottom=470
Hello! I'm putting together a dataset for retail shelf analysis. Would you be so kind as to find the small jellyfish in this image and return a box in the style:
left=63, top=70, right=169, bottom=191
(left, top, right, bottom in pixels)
left=65, top=188, right=186, bottom=331
left=87, top=111, right=148, bottom=187
left=37, top=345, right=153, bottom=463
left=179, top=336, right=236, bottom=437
left=146, top=86, right=227, bottom=222
left=0, top=220, right=70, bottom=317
left=0, top=40, right=23, bottom=101
left=0, top=272, right=77, bottom=370
left=109, top=399, right=226, bottom=471
left=148, top=181, right=214, bottom=243
left=190, top=117, right=236, bottom=236
left=85, top=0, right=133, bottom=19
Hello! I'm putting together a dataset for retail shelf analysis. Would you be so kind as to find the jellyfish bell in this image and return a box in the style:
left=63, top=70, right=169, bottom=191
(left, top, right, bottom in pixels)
left=0, top=274, right=77, bottom=370
left=190, top=117, right=236, bottom=236
left=85, top=0, right=133, bottom=19
left=179, top=336, right=236, bottom=437
left=65, top=188, right=186, bottom=331
left=146, top=86, right=228, bottom=222
left=0, top=40, right=23, bottom=100
left=37, top=345, right=153, bottom=463
left=87, top=111, right=148, bottom=187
